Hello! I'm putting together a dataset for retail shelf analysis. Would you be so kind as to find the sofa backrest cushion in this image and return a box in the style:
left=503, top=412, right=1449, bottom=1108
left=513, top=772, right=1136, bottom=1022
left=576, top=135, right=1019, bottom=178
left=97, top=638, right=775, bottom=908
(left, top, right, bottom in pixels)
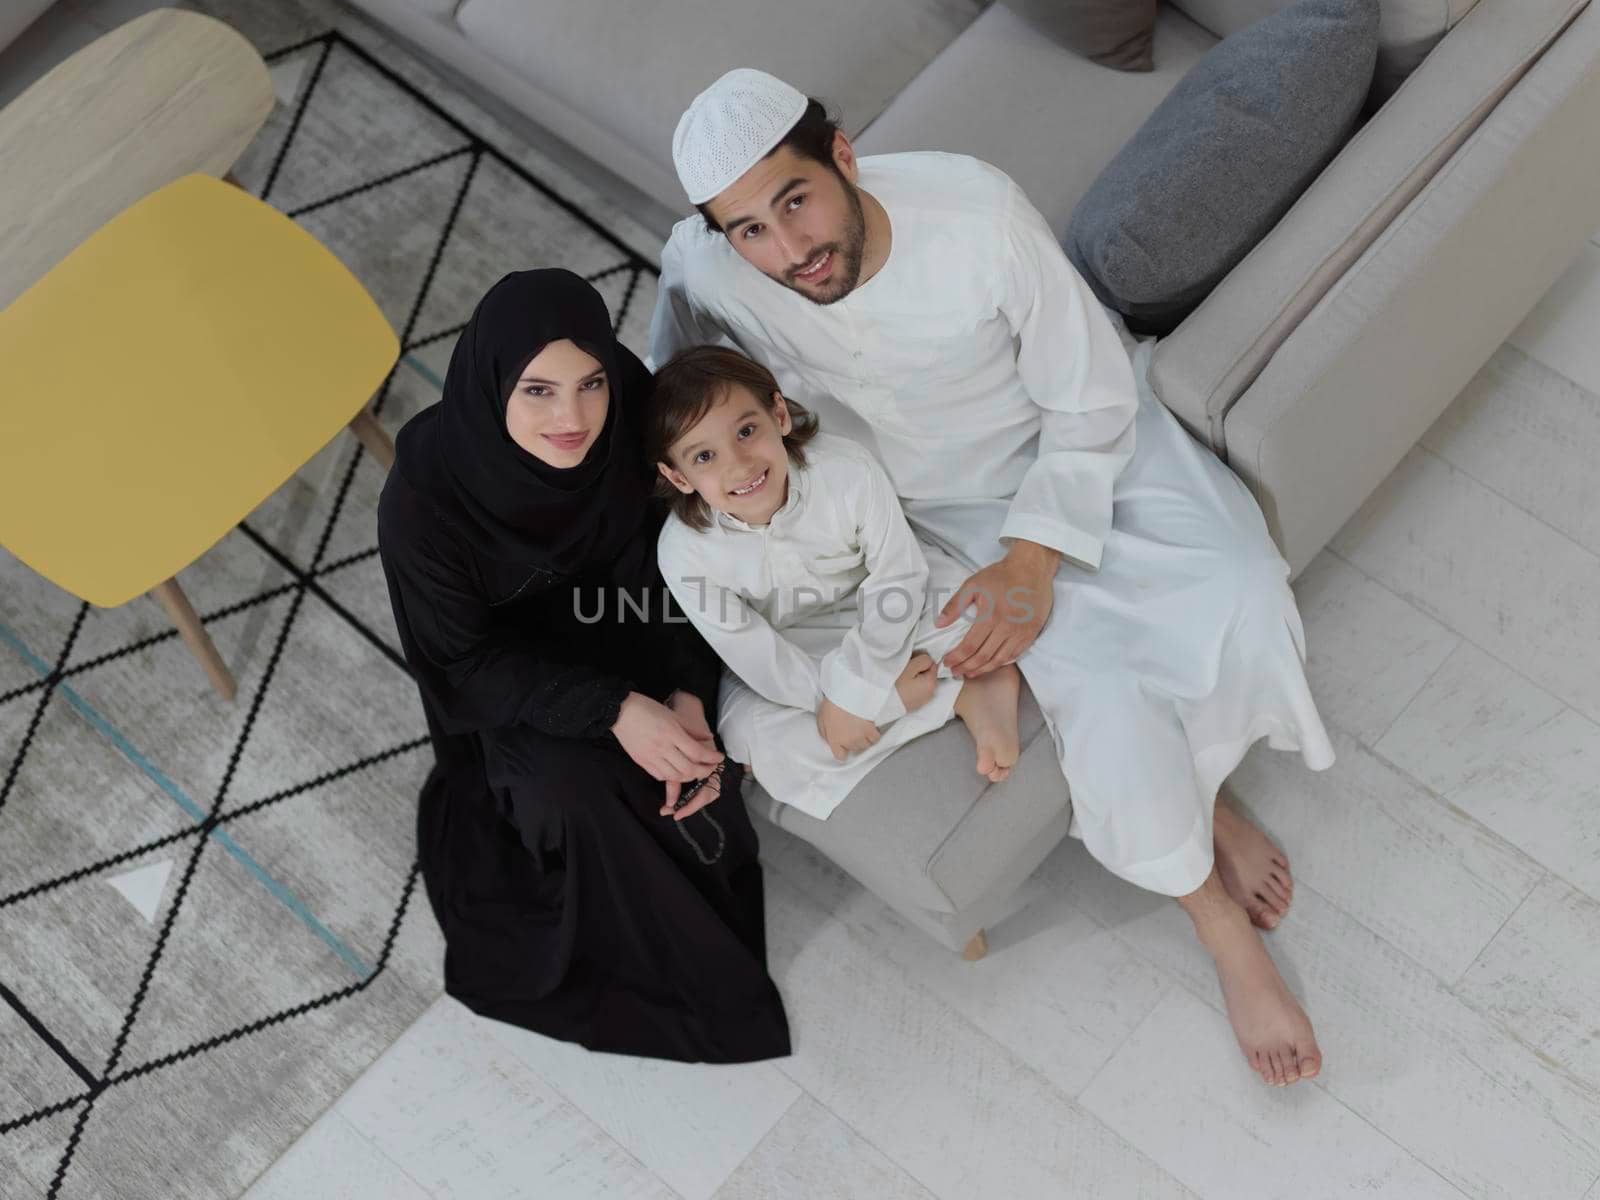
left=455, top=0, right=988, bottom=206
left=0, top=0, right=57, bottom=56
left=1002, top=0, right=1160, bottom=71
left=854, top=4, right=1219, bottom=234
left=1167, top=0, right=1481, bottom=101
left=1065, top=0, right=1379, bottom=335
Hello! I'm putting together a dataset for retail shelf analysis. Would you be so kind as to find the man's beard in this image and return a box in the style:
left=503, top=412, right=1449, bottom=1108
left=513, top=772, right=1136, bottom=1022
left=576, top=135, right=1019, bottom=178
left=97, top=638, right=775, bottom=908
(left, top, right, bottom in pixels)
left=777, top=178, right=868, bottom=306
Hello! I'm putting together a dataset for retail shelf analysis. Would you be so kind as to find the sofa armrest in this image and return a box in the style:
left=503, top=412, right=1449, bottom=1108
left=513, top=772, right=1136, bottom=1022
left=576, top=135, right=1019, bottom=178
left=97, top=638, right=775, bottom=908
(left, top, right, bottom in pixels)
left=1223, top=0, right=1600, bottom=579
left=1148, top=0, right=1591, bottom=450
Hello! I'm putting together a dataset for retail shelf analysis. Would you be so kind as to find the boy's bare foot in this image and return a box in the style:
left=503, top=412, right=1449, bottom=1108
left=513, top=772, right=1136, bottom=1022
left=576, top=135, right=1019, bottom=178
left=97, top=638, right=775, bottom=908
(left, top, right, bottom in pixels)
left=894, top=652, right=939, bottom=714
left=953, top=663, right=1021, bottom=782
left=1179, top=870, right=1322, bottom=1087
left=1213, top=792, right=1293, bottom=931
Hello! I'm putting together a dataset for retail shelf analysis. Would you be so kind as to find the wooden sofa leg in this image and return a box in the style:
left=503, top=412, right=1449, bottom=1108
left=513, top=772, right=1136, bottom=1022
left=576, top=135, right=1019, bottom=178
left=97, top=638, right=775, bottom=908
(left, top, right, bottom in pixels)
left=150, top=578, right=236, bottom=701
left=962, top=930, right=988, bottom=962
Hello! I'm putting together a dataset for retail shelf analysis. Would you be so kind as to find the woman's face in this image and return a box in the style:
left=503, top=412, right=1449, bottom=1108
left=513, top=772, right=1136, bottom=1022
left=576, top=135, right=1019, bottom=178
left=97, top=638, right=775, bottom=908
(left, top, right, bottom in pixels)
left=505, top=338, right=609, bottom=467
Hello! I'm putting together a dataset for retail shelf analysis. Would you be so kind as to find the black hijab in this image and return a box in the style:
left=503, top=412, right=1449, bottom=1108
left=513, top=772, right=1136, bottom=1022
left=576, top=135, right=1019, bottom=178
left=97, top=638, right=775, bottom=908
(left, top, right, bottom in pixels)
left=394, top=269, right=654, bottom=573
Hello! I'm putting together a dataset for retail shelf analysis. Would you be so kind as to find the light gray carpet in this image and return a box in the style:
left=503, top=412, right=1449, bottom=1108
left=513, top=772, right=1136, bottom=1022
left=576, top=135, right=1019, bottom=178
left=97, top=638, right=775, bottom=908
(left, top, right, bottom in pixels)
left=0, top=2, right=667, bottom=1195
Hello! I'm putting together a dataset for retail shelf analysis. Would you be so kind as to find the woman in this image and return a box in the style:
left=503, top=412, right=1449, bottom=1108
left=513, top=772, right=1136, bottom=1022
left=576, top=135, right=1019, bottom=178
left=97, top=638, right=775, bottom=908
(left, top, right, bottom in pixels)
left=376, top=268, right=790, bottom=1063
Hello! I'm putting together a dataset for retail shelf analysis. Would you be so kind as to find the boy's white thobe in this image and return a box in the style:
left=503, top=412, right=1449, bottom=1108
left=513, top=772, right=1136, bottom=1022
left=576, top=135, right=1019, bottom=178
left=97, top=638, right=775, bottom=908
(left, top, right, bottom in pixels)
left=657, top=432, right=973, bottom=819
left=648, top=150, right=1336, bottom=897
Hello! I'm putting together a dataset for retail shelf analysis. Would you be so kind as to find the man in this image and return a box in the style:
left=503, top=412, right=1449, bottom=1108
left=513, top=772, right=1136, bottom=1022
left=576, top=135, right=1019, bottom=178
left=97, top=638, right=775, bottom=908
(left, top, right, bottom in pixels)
left=647, top=68, right=1336, bottom=1087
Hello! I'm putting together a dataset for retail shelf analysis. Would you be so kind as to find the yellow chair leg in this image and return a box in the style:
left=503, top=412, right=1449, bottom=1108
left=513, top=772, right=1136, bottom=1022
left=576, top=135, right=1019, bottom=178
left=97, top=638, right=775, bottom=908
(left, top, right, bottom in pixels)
left=962, top=930, right=988, bottom=962
left=348, top=403, right=395, bottom=471
left=150, top=577, right=235, bottom=701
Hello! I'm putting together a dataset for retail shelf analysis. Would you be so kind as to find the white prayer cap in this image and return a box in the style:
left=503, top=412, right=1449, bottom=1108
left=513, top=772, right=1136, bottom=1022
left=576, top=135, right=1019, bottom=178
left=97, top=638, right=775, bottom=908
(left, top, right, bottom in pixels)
left=672, top=68, right=810, bottom=206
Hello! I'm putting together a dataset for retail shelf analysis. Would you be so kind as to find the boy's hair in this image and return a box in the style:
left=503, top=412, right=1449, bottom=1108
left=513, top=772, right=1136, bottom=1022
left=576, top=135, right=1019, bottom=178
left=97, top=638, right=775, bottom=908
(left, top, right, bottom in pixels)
left=649, top=345, right=820, bottom=532
left=696, top=98, right=843, bottom=235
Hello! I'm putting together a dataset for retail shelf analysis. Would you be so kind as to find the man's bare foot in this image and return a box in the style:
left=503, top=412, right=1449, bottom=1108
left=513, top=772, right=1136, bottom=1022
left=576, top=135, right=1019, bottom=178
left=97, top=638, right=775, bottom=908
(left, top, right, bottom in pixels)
left=1213, top=792, right=1293, bottom=931
left=953, top=663, right=1021, bottom=782
left=1179, top=870, right=1321, bottom=1086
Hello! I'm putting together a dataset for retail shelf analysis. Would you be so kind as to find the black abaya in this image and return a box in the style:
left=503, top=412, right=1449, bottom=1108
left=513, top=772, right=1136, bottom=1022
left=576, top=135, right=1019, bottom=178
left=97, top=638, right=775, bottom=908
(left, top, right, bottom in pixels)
left=376, top=270, right=789, bottom=1063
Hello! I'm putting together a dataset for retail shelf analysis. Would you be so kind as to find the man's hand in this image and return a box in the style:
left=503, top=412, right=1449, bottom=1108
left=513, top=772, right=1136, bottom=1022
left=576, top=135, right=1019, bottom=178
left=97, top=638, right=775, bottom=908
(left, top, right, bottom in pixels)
left=816, top=697, right=881, bottom=761
left=934, top=540, right=1060, bottom=677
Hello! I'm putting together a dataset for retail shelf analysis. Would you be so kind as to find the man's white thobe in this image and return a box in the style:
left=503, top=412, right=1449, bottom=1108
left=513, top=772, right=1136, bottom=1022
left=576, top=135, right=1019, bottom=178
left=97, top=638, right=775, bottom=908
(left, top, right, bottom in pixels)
left=656, top=432, right=973, bottom=819
left=649, top=150, right=1335, bottom=895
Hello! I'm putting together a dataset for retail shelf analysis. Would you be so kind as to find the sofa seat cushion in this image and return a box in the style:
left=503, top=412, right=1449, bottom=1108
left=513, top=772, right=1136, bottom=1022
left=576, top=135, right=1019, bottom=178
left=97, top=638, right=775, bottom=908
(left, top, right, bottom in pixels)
left=855, top=2, right=1218, bottom=234
left=1066, top=0, right=1379, bottom=335
left=455, top=0, right=986, bottom=206
left=751, top=680, right=1067, bottom=916
left=1169, top=0, right=1483, bottom=101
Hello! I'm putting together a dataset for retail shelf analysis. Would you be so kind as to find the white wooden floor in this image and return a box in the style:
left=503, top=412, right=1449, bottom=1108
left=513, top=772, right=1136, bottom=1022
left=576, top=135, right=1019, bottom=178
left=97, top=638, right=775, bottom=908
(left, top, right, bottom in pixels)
left=9, top=3, right=1600, bottom=1198
left=234, top=255, right=1600, bottom=1200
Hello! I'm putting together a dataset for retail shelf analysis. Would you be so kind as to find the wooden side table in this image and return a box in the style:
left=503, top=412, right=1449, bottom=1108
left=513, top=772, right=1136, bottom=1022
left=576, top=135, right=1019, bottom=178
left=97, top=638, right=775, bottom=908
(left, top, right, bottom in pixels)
left=0, top=7, right=274, bottom=310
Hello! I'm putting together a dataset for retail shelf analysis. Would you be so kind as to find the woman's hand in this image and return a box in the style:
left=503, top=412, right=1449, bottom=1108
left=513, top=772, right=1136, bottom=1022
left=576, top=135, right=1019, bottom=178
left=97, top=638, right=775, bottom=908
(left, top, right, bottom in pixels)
left=612, top=691, right=723, bottom=792
left=665, top=761, right=730, bottom=822
left=658, top=689, right=725, bottom=817
left=816, top=697, right=881, bottom=761
left=666, top=688, right=714, bottom=742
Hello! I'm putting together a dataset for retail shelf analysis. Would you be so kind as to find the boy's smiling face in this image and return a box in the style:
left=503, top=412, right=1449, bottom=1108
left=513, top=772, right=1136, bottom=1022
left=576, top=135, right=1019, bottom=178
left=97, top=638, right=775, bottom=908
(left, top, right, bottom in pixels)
left=658, top=384, right=794, bottom=526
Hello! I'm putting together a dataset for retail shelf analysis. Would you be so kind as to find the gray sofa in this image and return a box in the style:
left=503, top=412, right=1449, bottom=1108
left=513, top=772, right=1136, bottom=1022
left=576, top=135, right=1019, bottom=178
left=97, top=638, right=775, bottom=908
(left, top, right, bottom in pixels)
left=345, top=0, right=1600, bottom=956
left=0, top=1, right=60, bottom=55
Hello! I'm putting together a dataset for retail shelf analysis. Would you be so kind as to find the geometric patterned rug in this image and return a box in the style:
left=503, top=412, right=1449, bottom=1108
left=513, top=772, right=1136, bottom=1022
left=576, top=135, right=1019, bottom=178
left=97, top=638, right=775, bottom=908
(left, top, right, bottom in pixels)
left=0, top=2, right=665, bottom=1194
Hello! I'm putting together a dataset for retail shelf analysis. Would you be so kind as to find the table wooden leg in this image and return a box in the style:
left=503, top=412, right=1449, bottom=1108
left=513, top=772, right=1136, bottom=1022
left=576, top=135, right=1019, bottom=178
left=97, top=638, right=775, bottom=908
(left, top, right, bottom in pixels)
left=962, top=929, right=988, bottom=962
left=150, top=577, right=236, bottom=701
left=348, top=403, right=395, bottom=471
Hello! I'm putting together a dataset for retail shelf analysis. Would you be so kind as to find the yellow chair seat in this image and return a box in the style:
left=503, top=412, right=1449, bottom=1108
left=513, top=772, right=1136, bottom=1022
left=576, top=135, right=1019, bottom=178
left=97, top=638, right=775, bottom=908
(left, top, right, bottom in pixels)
left=0, top=173, right=400, bottom=608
